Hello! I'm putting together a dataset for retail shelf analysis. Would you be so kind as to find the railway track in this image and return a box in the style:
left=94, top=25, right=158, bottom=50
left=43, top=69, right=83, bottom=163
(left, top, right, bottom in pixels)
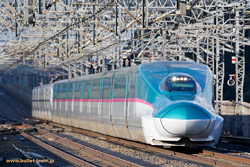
left=43, top=121, right=250, bottom=167
left=220, top=135, right=250, bottom=145
left=2, top=90, right=250, bottom=167
left=19, top=131, right=95, bottom=167
left=0, top=90, right=141, bottom=166
left=14, top=124, right=141, bottom=167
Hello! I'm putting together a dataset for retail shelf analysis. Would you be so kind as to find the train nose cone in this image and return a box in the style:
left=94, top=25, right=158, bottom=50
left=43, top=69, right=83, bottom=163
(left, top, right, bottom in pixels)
left=161, top=105, right=213, bottom=135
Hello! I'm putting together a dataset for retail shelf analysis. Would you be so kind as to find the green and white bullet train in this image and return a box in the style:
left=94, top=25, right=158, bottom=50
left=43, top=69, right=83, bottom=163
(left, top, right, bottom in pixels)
left=32, top=61, right=223, bottom=146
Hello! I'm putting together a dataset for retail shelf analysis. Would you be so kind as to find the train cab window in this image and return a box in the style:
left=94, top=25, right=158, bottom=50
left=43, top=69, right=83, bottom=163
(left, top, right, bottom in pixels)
left=161, top=76, right=196, bottom=92
left=74, top=81, right=81, bottom=99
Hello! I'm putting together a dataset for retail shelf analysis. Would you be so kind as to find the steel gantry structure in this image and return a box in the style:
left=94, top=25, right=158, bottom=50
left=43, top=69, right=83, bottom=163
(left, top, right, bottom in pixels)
left=0, top=0, right=250, bottom=135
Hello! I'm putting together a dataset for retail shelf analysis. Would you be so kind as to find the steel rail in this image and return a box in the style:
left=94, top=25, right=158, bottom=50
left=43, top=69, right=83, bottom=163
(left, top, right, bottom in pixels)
left=220, top=135, right=250, bottom=145
left=20, top=131, right=95, bottom=167
left=201, top=150, right=250, bottom=166
left=48, top=122, right=240, bottom=167
left=36, top=128, right=141, bottom=167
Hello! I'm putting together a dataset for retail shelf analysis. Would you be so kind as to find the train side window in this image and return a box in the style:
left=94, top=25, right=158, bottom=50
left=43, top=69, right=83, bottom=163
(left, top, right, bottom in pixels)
left=44, top=87, right=46, bottom=101
left=43, top=87, right=46, bottom=101
left=45, top=87, right=47, bottom=100
left=37, top=88, right=39, bottom=100
left=56, top=84, right=62, bottom=99
left=46, top=86, right=49, bottom=101
left=53, top=85, right=57, bottom=99
left=41, top=87, right=44, bottom=101
left=80, top=81, right=84, bottom=99
left=91, top=79, right=100, bottom=99
left=68, top=82, right=74, bottom=99
left=36, top=89, right=38, bottom=100
left=61, top=83, right=67, bottom=99
left=41, top=88, right=43, bottom=100
left=32, top=89, right=34, bottom=101
left=74, top=81, right=81, bottom=99
left=113, top=74, right=126, bottom=98
left=44, top=87, right=47, bottom=101
left=130, top=72, right=136, bottom=98
left=103, top=77, right=111, bottom=99
left=37, top=89, right=39, bottom=100
left=41, top=87, right=43, bottom=100
left=38, top=88, right=40, bottom=101
left=83, top=80, right=89, bottom=99
left=33, top=89, right=35, bottom=100
left=39, top=88, right=41, bottom=100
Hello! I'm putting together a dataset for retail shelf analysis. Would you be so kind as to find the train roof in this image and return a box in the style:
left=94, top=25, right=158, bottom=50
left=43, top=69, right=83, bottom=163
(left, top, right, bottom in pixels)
left=53, top=61, right=212, bottom=93
left=54, top=65, right=139, bottom=84
left=33, top=83, right=53, bottom=89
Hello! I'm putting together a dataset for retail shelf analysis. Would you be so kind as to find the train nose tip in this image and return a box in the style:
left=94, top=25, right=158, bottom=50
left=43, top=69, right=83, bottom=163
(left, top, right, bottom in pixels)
left=161, top=105, right=213, bottom=135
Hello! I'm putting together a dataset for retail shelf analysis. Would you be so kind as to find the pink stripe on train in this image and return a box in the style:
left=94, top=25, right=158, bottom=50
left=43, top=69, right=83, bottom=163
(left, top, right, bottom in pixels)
left=52, top=98, right=153, bottom=108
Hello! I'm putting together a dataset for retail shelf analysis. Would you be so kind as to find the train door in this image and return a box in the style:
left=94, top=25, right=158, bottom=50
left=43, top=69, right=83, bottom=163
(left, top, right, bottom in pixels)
left=74, top=81, right=83, bottom=128
left=89, top=78, right=102, bottom=133
left=61, top=83, right=68, bottom=124
left=38, top=88, right=41, bottom=118
left=32, top=88, right=35, bottom=118
left=42, top=87, right=45, bottom=119
left=46, top=86, right=50, bottom=120
left=36, top=88, right=39, bottom=118
left=126, top=71, right=140, bottom=127
left=82, top=80, right=91, bottom=130
left=101, top=76, right=113, bottom=135
left=111, top=73, right=128, bottom=138
left=48, top=85, right=53, bottom=120
left=52, top=84, right=57, bottom=122
left=56, top=84, right=62, bottom=124
left=44, top=86, right=47, bottom=119
left=99, top=78, right=105, bottom=133
left=68, top=82, right=76, bottom=127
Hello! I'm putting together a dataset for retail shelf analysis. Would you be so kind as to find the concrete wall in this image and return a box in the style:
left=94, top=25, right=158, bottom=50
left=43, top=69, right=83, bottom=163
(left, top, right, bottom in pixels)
left=242, top=102, right=250, bottom=137
left=220, top=102, right=250, bottom=137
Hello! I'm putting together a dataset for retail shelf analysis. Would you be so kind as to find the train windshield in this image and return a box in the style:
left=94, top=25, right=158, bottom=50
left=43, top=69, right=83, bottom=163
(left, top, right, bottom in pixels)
left=161, top=76, right=196, bottom=92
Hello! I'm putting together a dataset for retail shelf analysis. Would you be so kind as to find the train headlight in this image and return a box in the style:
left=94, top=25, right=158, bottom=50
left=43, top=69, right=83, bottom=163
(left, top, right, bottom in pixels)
left=172, top=77, right=177, bottom=81
left=180, top=77, right=183, bottom=81
left=184, top=77, right=187, bottom=81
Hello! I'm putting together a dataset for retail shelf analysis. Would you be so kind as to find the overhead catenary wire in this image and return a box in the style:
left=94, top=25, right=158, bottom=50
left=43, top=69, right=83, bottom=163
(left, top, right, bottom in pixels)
left=0, top=0, right=115, bottom=76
